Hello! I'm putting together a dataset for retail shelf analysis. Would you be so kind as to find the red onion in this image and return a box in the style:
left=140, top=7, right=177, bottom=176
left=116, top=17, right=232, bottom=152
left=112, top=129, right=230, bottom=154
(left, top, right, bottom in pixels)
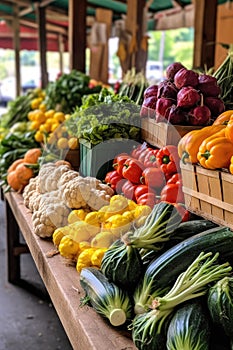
left=166, top=62, right=186, bottom=81
left=155, top=97, right=175, bottom=122
left=177, top=86, right=200, bottom=108
left=204, top=97, right=225, bottom=118
left=143, top=84, right=158, bottom=99
left=157, top=80, right=178, bottom=100
left=174, top=68, right=199, bottom=89
left=167, top=105, right=187, bottom=125
left=188, top=105, right=211, bottom=125
left=198, top=74, right=221, bottom=96
left=140, top=96, right=157, bottom=118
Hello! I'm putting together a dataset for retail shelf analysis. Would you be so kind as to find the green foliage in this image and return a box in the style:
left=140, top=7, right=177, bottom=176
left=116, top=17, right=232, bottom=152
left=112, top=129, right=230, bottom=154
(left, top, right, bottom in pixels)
left=148, top=28, right=194, bottom=71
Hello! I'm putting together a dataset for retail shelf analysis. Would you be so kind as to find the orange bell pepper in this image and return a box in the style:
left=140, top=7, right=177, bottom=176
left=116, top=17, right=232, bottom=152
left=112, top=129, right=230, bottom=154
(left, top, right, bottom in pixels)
left=213, top=110, right=233, bottom=125
left=229, top=155, right=233, bottom=174
left=225, top=118, right=233, bottom=143
left=177, top=124, right=226, bottom=164
left=197, top=136, right=233, bottom=169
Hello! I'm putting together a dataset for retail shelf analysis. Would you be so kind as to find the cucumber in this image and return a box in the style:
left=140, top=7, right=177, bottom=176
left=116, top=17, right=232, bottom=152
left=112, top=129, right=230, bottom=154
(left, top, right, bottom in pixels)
left=166, top=299, right=211, bottom=350
left=207, top=276, right=233, bottom=339
left=80, top=267, right=133, bottom=327
left=134, top=226, right=233, bottom=314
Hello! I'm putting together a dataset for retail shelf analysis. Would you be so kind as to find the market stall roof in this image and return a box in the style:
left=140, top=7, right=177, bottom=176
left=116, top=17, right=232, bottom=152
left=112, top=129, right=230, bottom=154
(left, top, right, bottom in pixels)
left=0, top=0, right=230, bottom=51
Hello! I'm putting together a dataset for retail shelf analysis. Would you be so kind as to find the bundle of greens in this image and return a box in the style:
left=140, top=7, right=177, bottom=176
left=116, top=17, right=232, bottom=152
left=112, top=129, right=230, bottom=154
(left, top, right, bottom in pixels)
left=44, top=70, right=102, bottom=114
left=213, top=43, right=233, bottom=109
left=65, top=88, right=141, bottom=145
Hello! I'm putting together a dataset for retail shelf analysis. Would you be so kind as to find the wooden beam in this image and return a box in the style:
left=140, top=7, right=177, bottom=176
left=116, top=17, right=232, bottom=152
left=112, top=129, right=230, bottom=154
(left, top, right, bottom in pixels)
left=12, top=4, right=21, bottom=97
left=193, top=0, right=218, bottom=69
left=68, top=0, right=87, bottom=72
left=36, top=4, right=48, bottom=88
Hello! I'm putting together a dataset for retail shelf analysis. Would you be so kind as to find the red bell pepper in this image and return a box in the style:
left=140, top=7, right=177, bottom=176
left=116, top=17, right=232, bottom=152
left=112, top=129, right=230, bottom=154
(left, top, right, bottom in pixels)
left=104, top=170, right=124, bottom=192
left=134, top=184, right=156, bottom=201
left=140, top=167, right=165, bottom=189
left=166, top=172, right=182, bottom=185
left=130, top=142, right=148, bottom=159
left=104, top=170, right=119, bottom=184
left=113, top=154, right=130, bottom=176
left=173, top=203, right=190, bottom=222
left=160, top=183, right=184, bottom=204
left=143, top=148, right=158, bottom=168
left=122, top=158, right=144, bottom=184
left=156, top=145, right=180, bottom=180
left=136, top=193, right=158, bottom=208
left=122, top=180, right=137, bottom=201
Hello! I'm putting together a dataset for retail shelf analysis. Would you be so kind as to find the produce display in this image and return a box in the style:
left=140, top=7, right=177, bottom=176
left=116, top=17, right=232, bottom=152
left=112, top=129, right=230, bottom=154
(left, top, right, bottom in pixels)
left=2, top=60, right=233, bottom=350
left=140, top=61, right=225, bottom=125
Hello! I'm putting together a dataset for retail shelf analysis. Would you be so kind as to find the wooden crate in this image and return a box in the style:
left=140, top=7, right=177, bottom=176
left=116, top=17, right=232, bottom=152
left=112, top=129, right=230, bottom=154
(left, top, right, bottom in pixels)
left=181, top=162, right=233, bottom=229
left=141, top=118, right=202, bottom=148
left=65, top=149, right=80, bottom=171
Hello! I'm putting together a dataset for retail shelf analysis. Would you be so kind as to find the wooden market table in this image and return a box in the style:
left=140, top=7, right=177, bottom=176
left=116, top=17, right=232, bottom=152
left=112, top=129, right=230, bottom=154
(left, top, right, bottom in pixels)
left=4, top=190, right=136, bottom=350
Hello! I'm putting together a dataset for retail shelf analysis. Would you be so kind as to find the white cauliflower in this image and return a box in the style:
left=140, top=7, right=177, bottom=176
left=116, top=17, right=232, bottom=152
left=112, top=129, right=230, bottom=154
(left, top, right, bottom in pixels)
left=37, top=162, right=71, bottom=193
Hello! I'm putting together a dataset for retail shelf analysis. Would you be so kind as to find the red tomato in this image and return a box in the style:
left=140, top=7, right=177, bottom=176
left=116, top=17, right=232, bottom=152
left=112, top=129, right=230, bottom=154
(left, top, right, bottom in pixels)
left=137, top=193, right=158, bottom=208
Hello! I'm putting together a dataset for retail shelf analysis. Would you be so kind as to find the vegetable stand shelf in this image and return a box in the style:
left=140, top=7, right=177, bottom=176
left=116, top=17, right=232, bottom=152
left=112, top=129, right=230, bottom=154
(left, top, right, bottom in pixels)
left=4, top=191, right=136, bottom=350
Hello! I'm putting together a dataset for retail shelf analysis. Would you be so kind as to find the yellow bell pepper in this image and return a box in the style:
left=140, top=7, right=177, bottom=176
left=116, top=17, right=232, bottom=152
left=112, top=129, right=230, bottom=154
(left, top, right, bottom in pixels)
left=197, top=136, right=233, bottom=169
left=58, top=236, right=80, bottom=260
left=178, top=124, right=226, bottom=164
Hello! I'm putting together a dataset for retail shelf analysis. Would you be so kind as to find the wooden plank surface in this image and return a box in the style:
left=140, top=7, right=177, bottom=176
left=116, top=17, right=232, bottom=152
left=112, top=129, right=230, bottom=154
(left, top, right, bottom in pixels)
left=4, top=191, right=136, bottom=350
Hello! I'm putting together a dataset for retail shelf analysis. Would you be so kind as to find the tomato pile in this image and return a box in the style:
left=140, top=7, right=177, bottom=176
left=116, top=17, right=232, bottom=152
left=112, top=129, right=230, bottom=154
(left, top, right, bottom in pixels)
left=104, top=142, right=189, bottom=221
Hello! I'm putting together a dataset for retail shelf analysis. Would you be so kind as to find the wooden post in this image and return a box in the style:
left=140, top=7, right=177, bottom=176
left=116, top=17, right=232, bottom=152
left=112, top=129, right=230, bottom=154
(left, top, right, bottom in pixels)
left=193, top=0, right=218, bottom=70
left=58, top=33, right=64, bottom=74
left=89, top=8, right=112, bottom=83
left=36, top=4, right=49, bottom=88
left=124, top=0, right=147, bottom=73
left=12, top=4, right=21, bottom=97
left=69, top=0, right=86, bottom=72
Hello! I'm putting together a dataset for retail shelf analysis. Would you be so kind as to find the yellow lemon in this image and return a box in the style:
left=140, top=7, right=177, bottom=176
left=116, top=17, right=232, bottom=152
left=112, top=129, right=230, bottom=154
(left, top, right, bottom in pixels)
left=57, top=137, right=69, bottom=149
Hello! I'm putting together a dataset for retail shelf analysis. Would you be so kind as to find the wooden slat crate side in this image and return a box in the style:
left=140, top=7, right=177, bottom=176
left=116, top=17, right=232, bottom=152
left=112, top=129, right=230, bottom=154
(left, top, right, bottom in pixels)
left=196, top=166, right=224, bottom=220
left=180, top=163, right=200, bottom=211
left=141, top=118, right=202, bottom=148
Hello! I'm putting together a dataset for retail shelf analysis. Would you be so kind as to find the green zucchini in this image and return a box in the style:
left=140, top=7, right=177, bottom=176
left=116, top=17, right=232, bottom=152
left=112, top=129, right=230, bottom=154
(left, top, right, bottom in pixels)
left=166, top=299, right=211, bottom=350
left=207, top=276, right=233, bottom=339
left=140, top=219, right=218, bottom=266
left=132, top=251, right=231, bottom=350
left=134, top=226, right=233, bottom=314
left=101, top=202, right=181, bottom=292
left=80, top=267, right=133, bottom=327
left=101, top=239, right=144, bottom=293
